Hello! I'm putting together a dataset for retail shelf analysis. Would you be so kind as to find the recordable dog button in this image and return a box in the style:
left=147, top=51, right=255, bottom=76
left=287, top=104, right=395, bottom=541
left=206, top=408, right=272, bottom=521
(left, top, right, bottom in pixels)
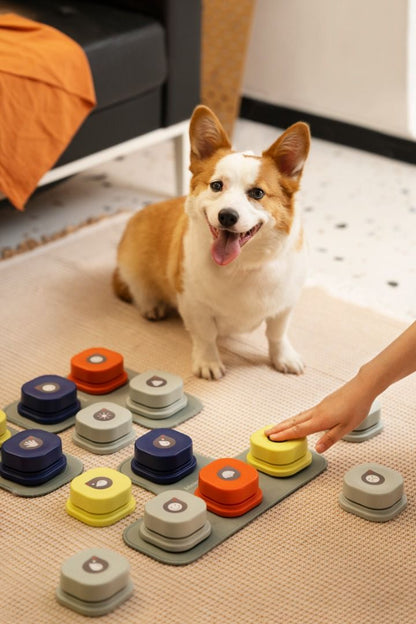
left=246, top=426, right=312, bottom=477
left=18, top=375, right=80, bottom=424
left=139, top=489, right=211, bottom=552
left=342, top=398, right=383, bottom=442
left=56, top=547, right=133, bottom=617
left=68, top=348, right=128, bottom=394
left=195, top=458, right=263, bottom=517
left=339, top=463, right=407, bottom=522
left=73, top=402, right=135, bottom=454
left=131, top=428, right=197, bottom=484
left=66, top=467, right=136, bottom=526
left=127, top=370, right=187, bottom=418
left=0, top=429, right=67, bottom=486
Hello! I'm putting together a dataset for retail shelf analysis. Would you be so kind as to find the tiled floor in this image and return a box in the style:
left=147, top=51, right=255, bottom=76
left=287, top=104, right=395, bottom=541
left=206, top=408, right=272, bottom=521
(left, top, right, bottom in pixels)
left=1, top=118, right=415, bottom=321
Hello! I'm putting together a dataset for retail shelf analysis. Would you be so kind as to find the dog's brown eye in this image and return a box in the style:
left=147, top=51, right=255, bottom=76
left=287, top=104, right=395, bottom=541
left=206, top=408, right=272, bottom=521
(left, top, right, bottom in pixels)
left=210, top=181, right=223, bottom=192
left=248, top=188, right=265, bottom=200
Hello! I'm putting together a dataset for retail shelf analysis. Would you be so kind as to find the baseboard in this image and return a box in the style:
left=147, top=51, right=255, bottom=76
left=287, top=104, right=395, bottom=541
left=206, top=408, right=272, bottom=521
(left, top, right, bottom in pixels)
left=240, top=97, right=416, bottom=164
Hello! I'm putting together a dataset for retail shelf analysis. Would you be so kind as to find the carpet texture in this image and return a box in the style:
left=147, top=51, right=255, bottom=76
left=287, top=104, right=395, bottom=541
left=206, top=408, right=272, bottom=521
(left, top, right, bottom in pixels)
left=1, top=214, right=415, bottom=624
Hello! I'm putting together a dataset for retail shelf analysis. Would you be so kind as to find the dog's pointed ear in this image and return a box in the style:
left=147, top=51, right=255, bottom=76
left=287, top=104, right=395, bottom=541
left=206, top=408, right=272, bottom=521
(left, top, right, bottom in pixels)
left=263, top=122, right=310, bottom=181
left=189, top=105, right=231, bottom=162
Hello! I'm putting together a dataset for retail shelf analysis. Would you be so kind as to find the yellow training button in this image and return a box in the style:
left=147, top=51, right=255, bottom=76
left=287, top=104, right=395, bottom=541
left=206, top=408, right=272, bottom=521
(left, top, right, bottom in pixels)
left=67, top=467, right=135, bottom=524
left=249, top=427, right=308, bottom=465
left=247, top=426, right=312, bottom=477
left=246, top=451, right=312, bottom=477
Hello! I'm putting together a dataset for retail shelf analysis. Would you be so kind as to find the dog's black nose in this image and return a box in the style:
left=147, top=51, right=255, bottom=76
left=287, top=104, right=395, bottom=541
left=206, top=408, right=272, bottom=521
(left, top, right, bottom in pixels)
left=218, top=208, right=239, bottom=228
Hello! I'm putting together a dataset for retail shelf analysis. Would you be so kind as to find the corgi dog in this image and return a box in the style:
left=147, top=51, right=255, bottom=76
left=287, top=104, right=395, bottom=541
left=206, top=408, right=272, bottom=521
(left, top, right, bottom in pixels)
left=113, top=105, right=310, bottom=380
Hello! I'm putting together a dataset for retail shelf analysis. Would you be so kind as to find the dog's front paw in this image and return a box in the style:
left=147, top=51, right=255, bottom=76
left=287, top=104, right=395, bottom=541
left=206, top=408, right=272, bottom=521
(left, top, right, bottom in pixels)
left=142, top=302, right=168, bottom=321
left=270, top=339, right=304, bottom=375
left=192, top=358, right=226, bottom=380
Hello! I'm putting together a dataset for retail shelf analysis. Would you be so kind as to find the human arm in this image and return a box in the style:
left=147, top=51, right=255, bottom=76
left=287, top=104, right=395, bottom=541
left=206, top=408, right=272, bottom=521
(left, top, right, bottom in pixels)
left=265, top=322, right=416, bottom=453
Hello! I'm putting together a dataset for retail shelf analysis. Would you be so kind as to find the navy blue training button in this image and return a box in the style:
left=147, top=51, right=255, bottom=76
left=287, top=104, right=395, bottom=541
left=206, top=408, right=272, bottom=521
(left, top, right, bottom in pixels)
left=20, top=375, right=78, bottom=413
left=133, top=429, right=194, bottom=473
left=131, top=429, right=196, bottom=484
left=1, top=429, right=64, bottom=472
left=0, top=429, right=67, bottom=486
left=18, top=375, right=80, bottom=423
left=130, top=456, right=197, bottom=485
left=0, top=455, right=67, bottom=486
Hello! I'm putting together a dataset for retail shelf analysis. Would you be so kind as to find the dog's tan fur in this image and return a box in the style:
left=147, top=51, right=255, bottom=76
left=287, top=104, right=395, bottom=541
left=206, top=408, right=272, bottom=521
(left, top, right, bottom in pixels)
left=114, top=197, right=187, bottom=317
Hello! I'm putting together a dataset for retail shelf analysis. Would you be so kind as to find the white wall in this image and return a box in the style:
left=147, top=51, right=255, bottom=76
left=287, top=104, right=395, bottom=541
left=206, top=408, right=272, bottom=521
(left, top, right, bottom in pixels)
left=243, top=0, right=416, bottom=139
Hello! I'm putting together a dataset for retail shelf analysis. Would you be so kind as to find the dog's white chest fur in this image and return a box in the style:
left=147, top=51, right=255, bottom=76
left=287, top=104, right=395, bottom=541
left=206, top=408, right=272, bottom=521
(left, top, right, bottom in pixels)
left=180, top=216, right=306, bottom=338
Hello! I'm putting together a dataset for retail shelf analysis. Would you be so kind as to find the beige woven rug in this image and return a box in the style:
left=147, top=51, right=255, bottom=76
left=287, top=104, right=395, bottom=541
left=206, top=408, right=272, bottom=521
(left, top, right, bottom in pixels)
left=1, top=213, right=415, bottom=624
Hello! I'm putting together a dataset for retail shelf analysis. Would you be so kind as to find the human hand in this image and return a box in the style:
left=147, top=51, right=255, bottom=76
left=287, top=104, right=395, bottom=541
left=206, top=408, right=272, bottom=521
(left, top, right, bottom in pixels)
left=264, top=376, right=376, bottom=453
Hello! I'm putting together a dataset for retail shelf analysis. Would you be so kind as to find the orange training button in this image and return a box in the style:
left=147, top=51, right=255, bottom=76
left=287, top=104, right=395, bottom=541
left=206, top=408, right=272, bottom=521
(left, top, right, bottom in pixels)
left=194, top=458, right=262, bottom=517
left=69, top=348, right=128, bottom=394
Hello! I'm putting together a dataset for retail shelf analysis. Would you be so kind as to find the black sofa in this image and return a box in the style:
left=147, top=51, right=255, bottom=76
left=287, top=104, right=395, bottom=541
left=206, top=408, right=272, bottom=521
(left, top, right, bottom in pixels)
left=0, top=0, right=201, bottom=187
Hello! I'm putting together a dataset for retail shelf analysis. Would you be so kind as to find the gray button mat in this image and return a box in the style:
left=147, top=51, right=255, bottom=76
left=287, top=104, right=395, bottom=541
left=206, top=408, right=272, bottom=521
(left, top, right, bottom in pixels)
left=5, top=370, right=203, bottom=431
left=123, top=450, right=327, bottom=565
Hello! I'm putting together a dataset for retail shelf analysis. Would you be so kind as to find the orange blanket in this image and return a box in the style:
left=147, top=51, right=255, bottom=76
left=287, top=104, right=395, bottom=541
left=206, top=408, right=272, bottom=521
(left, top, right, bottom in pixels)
left=0, top=13, right=96, bottom=210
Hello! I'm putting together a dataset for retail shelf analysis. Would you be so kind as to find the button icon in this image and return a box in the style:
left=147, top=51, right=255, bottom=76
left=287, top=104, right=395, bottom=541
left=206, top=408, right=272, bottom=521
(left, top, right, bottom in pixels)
left=86, top=477, right=113, bottom=489
left=82, top=556, right=109, bottom=574
left=163, top=497, right=188, bottom=513
left=153, top=434, right=176, bottom=449
left=361, top=469, right=385, bottom=485
left=19, top=435, right=43, bottom=450
left=35, top=382, right=60, bottom=393
left=87, top=354, right=107, bottom=365
left=93, top=408, right=115, bottom=422
left=218, top=466, right=240, bottom=481
left=146, top=375, right=167, bottom=388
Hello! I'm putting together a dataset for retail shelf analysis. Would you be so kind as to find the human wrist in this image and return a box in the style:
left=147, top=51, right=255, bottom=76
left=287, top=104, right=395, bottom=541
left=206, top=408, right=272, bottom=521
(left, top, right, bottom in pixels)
left=356, top=362, right=387, bottom=399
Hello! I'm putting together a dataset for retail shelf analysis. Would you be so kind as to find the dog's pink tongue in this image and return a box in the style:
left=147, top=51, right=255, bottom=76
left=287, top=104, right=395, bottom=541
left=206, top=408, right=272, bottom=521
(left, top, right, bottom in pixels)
left=211, top=231, right=241, bottom=266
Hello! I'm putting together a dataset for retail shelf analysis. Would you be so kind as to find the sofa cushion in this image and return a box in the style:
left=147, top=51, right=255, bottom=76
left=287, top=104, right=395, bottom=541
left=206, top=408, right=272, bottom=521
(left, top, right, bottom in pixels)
left=56, top=89, right=161, bottom=165
left=0, top=1, right=167, bottom=110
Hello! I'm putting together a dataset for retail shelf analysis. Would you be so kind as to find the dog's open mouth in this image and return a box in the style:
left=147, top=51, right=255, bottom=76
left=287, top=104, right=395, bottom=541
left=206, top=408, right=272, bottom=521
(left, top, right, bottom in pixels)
left=208, top=222, right=262, bottom=266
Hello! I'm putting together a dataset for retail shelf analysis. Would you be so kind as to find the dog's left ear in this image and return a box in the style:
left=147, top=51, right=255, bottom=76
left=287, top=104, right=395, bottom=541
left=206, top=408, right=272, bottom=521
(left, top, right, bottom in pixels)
left=263, top=122, right=310, bottom=182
